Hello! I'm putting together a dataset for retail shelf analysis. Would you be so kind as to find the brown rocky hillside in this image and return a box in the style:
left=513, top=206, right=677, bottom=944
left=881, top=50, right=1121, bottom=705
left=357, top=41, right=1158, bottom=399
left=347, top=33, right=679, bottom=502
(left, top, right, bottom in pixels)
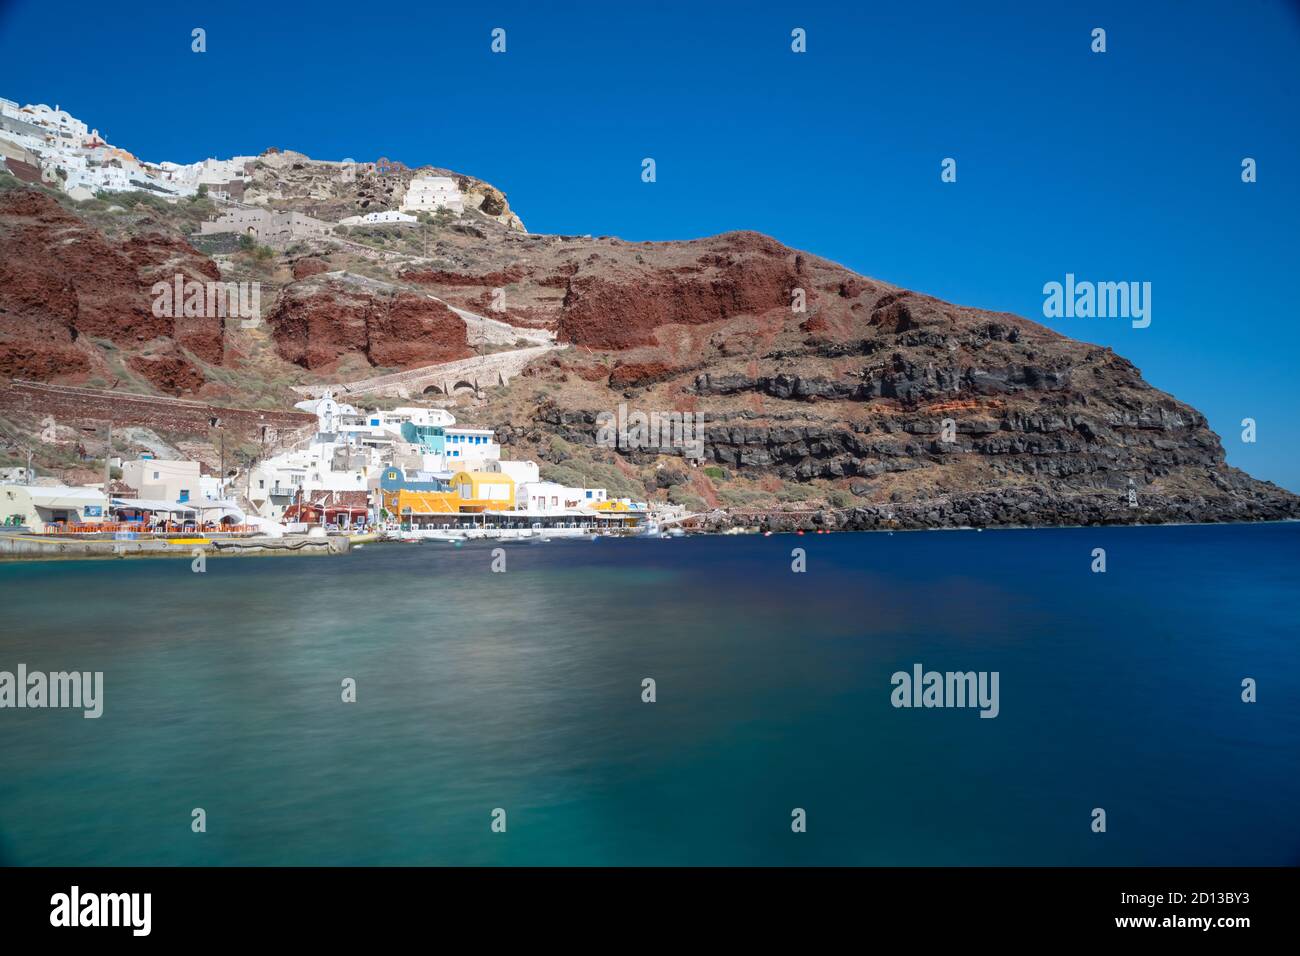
left=0, top=165, right=1295, bottom=528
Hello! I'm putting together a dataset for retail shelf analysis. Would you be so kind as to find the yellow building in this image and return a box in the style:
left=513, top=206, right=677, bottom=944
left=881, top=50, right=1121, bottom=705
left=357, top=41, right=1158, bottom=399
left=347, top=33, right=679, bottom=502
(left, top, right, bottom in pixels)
left=451, top=471, right=515, bottom=512
left=389, top=489, right=459, bottom=517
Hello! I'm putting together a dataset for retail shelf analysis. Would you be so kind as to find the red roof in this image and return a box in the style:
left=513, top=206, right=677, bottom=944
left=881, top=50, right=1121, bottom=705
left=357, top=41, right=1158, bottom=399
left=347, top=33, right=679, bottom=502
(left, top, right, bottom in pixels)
left=303, top=489, right=369, bottom=509
left=285, top=488, right=370, bottom=519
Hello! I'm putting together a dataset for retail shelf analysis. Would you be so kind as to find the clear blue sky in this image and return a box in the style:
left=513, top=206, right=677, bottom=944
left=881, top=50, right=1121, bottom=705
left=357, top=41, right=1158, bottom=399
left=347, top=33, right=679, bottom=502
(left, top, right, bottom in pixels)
left=3, top=0, right=1298, bottom=489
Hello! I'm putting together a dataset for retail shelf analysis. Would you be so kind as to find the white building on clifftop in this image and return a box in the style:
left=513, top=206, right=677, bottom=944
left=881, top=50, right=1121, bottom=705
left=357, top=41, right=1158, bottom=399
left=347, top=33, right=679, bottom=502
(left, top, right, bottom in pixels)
left=401, top=176, right=463, bottom=214
left=339, top=210, right=417, bottom=226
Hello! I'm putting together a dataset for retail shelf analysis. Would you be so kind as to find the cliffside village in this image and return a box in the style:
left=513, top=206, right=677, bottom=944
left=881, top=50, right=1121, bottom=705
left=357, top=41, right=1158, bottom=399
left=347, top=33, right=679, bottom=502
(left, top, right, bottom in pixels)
left=0, top=96, right=649, bottom=540
left=1, top=393, right=648, bottom=539
left=0, top=96, right=462, bottom=242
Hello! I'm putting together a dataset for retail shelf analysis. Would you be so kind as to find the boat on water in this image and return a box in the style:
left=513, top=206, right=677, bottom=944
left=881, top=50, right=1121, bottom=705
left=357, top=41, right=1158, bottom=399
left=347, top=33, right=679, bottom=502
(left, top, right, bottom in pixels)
left=383, top=525, right=608, bottom=543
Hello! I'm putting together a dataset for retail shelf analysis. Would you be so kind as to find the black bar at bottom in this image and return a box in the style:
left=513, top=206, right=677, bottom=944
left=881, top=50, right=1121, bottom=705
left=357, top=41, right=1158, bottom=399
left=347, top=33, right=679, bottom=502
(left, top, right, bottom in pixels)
left=0, top=866, right=1292, bottom=941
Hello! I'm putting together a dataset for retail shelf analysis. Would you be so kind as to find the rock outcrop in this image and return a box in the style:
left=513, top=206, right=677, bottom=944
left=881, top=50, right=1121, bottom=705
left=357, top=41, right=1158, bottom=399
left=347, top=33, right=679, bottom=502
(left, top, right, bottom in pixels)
left=243, top=149, right=527, bottom=231
left=268, top=273, right=472, bottom=371
left=0, top=189, right=222, bottom=390
left=557, top=233, right=803, bottom=348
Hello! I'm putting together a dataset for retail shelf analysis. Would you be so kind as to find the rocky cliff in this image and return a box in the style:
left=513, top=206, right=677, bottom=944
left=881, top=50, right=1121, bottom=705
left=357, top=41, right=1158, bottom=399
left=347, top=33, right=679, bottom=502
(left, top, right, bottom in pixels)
left=244, top=149, right=527, bottom=231
left=269, top=273, right=472, bottom=372
left=407, top=229, right=1296, bottom=526
left=0, top=162, right=1294, bottom=526
left=0, top=189, right=222, bottom=394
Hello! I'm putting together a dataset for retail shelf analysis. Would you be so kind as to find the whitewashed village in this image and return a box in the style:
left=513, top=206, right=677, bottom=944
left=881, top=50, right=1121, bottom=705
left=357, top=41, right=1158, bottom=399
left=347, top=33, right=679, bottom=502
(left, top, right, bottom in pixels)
left=0, top=96, right=466, bottom=236
left=3, top=393, right=650, bottom=547
left=0, top=96, right=663, bottom=556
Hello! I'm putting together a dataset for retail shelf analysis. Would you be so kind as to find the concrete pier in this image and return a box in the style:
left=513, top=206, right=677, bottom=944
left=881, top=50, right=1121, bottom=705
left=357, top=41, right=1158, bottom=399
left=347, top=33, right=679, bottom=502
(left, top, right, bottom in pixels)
left=0, top=533, right=350, bottom=561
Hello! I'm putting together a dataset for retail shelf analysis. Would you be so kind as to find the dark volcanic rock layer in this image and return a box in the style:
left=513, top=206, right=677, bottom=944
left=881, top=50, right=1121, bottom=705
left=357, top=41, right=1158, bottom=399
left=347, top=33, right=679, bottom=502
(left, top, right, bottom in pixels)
left=463, top=224, right=1297, bottom=526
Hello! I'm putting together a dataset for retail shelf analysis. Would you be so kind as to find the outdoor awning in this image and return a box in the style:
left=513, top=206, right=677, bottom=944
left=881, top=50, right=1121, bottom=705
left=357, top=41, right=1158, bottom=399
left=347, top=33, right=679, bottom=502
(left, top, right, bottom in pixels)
left=112, top=497, right=241, bottom=514
left=26, top=487, right=108, bottom=509
left=112, top=497, right=198, bottom=514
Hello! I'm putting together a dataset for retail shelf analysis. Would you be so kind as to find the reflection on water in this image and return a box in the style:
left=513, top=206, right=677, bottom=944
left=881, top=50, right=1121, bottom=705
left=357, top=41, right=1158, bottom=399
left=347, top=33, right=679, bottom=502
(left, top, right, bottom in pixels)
left=1, top=524, right=1298, bottom=865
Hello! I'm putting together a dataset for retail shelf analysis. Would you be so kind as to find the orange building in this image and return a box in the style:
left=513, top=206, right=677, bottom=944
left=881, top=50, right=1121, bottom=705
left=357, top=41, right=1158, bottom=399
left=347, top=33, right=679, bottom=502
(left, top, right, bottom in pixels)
left=386, top=488, right=459, bottom=519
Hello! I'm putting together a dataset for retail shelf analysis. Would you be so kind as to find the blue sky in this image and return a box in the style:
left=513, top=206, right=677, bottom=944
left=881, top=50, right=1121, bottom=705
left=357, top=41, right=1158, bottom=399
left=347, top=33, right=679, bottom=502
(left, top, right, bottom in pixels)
left=3, top=0, right=1298, bottom=489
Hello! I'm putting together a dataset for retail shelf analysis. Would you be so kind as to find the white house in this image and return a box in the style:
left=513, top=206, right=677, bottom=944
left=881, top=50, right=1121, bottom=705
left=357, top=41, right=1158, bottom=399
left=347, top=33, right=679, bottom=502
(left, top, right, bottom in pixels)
left=294, top=392, right=360, bottom=435
left=442, top=427, right=499, bottom=470
left=515, top=481, right=605, bottom=514
left=248, top=400, right=392, bottom=519
left=339, top=210, right=417, bottom=226
left=6, top=103, right=91, bottom=144
left=486, top=459, right=540, bottom=485
left=246, top=441, right=372, bottom=521
left=401, top=176, right=463, bottom=214
left=120, top=459, right=203, bottom=505
left=156, top=156, right=253, bottom=189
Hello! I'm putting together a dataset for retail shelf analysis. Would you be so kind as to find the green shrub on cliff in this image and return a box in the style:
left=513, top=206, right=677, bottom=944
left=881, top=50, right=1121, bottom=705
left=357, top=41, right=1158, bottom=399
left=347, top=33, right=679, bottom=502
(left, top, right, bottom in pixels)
left=541, top=458, right=646, bottom=501
left=826, top=489, right=855, bottom=509
left=667, top=486, right=705, bottom=511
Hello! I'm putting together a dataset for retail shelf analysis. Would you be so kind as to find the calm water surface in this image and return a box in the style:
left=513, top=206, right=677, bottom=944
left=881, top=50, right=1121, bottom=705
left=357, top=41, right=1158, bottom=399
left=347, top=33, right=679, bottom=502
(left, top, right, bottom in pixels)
left=0, top=524, right=1297, bottom=865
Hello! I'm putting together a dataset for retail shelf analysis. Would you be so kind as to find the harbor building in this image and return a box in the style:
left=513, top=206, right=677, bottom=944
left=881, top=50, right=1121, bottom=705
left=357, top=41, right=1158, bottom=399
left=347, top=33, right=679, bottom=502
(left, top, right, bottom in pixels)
left=387, top=489, right=460, bottom=526
left=378, top=467, right=452, bottom=494
left=443, top=427, right=500, bottom=469
left=121, top=458, right=203, bottom=504
left=485, top=459, right=540, bottom=485
left=283, top=489, right=370, bottom=530
left=0, top=484, right=108, bottom=532
left=399, top=416, right=452, bottom=458
left=451, top=471, right=515, bottom=511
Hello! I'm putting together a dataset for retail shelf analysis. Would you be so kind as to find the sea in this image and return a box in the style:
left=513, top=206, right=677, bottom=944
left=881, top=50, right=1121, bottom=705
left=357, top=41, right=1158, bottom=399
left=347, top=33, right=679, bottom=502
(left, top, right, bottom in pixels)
left=0, top=523, right=1297, bottom=866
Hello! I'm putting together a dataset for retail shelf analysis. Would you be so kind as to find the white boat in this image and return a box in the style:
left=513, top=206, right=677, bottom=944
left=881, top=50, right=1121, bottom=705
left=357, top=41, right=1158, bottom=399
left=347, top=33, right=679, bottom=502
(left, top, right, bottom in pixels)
left=390, top=525, right=606, bottom=542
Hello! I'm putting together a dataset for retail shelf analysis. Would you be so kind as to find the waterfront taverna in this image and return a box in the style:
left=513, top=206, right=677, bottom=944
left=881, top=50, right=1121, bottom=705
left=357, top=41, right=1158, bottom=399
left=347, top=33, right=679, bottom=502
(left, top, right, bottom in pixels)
left=0, top=484, right=108, bottom=532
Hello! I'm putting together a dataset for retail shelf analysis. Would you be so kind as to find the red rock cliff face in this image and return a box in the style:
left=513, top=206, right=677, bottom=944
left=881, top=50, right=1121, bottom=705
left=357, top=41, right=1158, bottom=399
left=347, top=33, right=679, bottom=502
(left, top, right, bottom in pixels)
left=291, top=257, right=330, bottom=280
left=557, top=232, right=804, bottom=349
left=0, top=189, right=223, bottom=391
left=269, top=275, right=472, bottom=371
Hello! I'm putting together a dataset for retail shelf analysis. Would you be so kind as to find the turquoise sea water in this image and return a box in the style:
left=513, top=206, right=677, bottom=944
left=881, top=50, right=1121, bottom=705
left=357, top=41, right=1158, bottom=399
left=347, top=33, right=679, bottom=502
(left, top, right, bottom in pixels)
left=0, top=524, right=1297, bottom=866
